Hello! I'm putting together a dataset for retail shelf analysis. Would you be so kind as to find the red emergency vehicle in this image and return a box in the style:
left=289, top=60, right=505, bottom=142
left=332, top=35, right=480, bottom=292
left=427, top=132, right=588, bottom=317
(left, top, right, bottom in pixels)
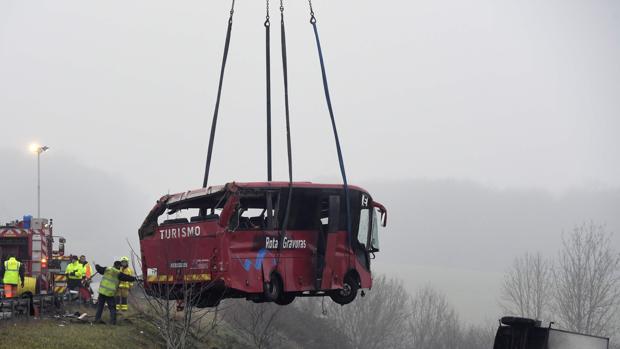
left=0, top=217, right=54, bottom=296
left=139, top=182, right=386, bottom=307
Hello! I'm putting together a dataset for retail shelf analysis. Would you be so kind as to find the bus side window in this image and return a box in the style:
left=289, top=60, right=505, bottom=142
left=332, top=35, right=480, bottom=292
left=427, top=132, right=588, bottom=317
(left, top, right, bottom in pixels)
left=281, top=189, right=321, bottom=230
left=266, top=192, right=279, bottom=230
left=229, top=192, right=280, bottom=231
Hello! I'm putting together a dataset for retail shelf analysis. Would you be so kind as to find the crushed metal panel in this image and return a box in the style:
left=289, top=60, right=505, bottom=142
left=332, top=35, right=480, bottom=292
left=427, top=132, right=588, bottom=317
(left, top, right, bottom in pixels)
left=547, top=329, right=609, bottom=349
left=168, top=187, right=211, bottom=204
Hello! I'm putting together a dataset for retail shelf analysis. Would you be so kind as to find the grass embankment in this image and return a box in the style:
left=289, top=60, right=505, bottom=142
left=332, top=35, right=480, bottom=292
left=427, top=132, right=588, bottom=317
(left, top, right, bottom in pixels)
left=0, top=308, right=163, bottom=349
left=0, top=304, right=246, bottom=349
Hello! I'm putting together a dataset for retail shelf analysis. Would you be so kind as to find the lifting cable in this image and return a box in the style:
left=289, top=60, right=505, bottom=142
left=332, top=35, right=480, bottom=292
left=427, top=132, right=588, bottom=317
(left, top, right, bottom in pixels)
left=280, top=0, right=294, bottom=190
left=202, top=0, right=236, bottom=189
left=278, top=0, right=295, bottom=257
left=307, top=0, right=353, bottom=245
left=265, top=0, right=273, bottom=182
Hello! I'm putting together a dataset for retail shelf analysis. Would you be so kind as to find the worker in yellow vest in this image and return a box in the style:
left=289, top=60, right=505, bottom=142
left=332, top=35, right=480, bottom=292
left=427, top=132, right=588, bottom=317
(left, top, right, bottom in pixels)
left=1, top=255, right=25, bottom=298
left=116, top=256, right=133, bottom=311
left=94, top=261, right=136, bottom=325
left=65, top=255, right=84, bottom=293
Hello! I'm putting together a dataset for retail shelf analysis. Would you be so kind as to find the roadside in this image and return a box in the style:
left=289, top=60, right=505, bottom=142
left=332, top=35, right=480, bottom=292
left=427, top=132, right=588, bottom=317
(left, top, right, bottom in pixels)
left=0, top=299, right=251, bottom=349
left=0, top=312, right=162, bottom=349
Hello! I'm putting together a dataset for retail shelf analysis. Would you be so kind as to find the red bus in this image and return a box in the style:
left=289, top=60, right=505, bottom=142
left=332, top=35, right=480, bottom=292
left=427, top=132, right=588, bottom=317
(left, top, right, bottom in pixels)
left=139, top=182, right=387, bottom=307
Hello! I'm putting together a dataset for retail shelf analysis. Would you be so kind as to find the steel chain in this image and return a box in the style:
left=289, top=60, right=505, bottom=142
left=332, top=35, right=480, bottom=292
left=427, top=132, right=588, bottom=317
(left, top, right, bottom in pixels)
left=228, top=0, right=235, bottom=24
left=265, top=0, right=270, bottom=26
left=307, top=0, right=316, bottom=23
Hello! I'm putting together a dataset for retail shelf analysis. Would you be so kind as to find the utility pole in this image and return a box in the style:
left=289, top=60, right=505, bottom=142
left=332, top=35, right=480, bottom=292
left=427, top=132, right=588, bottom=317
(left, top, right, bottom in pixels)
left=30, top=144, right=49, bottom=219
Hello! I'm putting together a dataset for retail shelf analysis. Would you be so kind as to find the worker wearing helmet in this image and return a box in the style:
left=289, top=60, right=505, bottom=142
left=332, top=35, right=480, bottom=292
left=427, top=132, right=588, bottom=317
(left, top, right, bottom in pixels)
left=94, top=261, right=137, bottom=325
left=0, top=255, right=25, bottom=298
left=65, top=255, right=84, bottom=293
left=116, top=256, right=133, bottom=311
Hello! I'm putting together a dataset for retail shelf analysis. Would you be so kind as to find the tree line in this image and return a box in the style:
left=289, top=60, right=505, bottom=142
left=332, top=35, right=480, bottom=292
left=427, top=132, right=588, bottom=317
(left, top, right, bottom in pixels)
left=500, top=222, right=620, bottom=341
left=224, top=221, right=620, bottom=348
left=222, top=276, right=494, bottom=349
left=135, top=221, right=619, bottom=349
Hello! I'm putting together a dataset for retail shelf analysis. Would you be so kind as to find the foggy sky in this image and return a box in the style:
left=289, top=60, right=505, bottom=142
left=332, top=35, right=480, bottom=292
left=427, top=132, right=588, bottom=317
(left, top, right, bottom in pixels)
left=2, top=0, right=619, bottom=194
left=1, top=0, right=620, bottom=325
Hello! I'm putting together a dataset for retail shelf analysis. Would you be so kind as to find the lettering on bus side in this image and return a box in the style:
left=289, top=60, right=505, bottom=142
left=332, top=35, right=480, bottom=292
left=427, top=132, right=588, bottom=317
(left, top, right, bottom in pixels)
left=265, top=236, right=307, bottom=249
left=159, top=226, right=202, bottom=240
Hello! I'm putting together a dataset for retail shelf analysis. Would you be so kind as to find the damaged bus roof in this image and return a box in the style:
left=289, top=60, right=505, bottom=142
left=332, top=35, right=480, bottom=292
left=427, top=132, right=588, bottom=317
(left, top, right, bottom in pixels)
left=165, top=181, right=370, bottom=206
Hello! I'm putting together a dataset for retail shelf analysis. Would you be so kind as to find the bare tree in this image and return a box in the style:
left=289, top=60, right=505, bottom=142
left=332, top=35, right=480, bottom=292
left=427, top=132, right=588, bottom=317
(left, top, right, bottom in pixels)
left=408, top=286, right=462, bottom=349
left=128, top=243, right=221, bottom=349
left=553, top=222, right=620, bottom=336
left=316, top=275, right=411, bottom=349
left=500, top=252, right=552, bottom=320
left=221, top=301, right=284, bottom=349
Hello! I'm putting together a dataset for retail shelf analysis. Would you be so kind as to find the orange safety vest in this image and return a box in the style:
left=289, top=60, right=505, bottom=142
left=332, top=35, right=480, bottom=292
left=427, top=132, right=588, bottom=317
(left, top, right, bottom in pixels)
left=83, top=263, right=93, bottom=279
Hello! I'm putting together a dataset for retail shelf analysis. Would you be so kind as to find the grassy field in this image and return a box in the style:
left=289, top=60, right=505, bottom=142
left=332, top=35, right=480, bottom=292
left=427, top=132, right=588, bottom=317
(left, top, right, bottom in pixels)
left=0, top=304, right=247, bottom=349
left=0, top=320, right=160, bottom=349
left=0, top=309, right=163, bottom=349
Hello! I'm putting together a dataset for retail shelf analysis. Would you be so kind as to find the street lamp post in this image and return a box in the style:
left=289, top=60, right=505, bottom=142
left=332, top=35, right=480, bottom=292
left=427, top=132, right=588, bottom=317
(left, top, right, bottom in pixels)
left=30, top=144, right=49, bottom=219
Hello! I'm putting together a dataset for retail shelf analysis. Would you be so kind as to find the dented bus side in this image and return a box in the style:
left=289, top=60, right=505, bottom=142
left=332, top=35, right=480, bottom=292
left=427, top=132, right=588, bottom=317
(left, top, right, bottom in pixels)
left=139, top=182, right=386, bottom=307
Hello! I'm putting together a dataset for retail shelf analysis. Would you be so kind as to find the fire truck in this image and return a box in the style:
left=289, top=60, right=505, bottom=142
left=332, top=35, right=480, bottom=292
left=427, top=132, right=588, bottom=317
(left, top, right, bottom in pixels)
left=139, top=182, right=387, bottom=307
left=0, top=216, right=69, bottom=303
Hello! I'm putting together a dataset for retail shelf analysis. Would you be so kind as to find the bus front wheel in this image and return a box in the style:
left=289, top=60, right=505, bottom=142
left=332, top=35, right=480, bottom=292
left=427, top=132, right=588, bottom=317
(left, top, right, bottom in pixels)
left=330, top=274, right=359, bottom=305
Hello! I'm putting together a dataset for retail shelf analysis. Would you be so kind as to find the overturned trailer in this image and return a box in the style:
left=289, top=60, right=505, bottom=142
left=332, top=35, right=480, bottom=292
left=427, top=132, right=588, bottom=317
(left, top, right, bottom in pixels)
left=494, top=316, right=609, bottom=349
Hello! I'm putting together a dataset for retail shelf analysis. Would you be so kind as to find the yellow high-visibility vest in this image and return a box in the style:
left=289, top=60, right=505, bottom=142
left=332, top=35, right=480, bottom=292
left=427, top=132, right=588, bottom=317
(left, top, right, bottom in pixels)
left=65, top=261, right=83, bottom=280
left=3, top=258, right=21, bottom=285
left=119, top=267, right=134, bottom=289
left=99, top=267, right=120, bottom=297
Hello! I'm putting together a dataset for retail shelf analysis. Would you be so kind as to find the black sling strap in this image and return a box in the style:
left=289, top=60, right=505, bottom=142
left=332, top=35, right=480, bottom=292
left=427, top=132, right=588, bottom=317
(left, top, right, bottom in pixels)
left=278, top=0, right=294, bottom=245
left=203, top=0, right=236, bottom=189
left=265, top=0, right=273, bottom=182
left=308, top=4, right=353, bottom=245
left=281, top=2, right=293, bottom=188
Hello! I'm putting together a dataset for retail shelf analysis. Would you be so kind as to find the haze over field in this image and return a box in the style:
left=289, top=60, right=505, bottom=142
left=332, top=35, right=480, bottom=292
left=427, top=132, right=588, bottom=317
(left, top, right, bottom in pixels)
left=1, top=0, right=620, bottom=326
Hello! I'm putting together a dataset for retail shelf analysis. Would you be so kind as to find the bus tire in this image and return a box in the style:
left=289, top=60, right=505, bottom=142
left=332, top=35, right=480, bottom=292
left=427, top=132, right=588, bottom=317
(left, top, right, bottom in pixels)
left=275, top=293, right=295, bottom=306
left=263, top=273, right=283, bottom=302
left=330, top=273, right=359, bottom=305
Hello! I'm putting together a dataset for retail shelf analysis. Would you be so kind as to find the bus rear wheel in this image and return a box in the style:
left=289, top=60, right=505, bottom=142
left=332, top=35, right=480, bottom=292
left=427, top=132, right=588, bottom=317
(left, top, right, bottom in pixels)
left=330, top=274, right=359, bottom=305
left=264, top=274, right=283, bottom=302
